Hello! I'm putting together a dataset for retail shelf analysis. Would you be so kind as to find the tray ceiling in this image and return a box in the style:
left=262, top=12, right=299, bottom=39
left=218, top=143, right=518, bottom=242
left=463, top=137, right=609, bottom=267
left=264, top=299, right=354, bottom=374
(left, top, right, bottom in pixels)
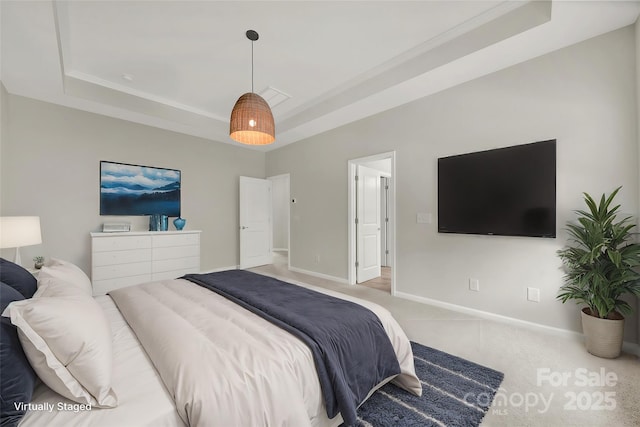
left=2, top=1, right=639, bottom=151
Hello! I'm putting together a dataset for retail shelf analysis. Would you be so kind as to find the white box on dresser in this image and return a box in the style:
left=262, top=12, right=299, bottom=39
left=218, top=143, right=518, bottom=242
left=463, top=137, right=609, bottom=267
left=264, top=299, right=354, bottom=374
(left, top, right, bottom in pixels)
left=91, top=230, right=201, bottom=295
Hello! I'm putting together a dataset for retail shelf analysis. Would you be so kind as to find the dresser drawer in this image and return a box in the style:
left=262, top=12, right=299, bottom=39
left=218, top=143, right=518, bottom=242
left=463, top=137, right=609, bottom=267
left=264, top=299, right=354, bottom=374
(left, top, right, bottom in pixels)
left=93, top=235, right=152, bottom=252
left=90, top=231, right=201, bottom=294
left=93, top=248, right=152, bottom=267
left=152, top=233, right=200, bottom=248
left=92, top=262, right=152, bottom=281
left=152, top=245, right=200, bottom=261
left=152, top=257, right=199, bottom=274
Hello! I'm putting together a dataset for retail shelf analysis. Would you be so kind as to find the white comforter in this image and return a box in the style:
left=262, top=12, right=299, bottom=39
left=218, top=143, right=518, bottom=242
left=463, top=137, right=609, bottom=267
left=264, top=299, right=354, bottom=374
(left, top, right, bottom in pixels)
left=109, top=277, right=421, bottom=427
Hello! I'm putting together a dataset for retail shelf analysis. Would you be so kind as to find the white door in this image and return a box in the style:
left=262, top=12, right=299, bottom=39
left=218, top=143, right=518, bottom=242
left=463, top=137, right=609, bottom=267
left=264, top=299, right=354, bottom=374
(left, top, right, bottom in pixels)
left=357, top=165, right=381, bottom=283
left=240, top=176, right=272, bottom=269
left=268, top=174, right=290, bottom=251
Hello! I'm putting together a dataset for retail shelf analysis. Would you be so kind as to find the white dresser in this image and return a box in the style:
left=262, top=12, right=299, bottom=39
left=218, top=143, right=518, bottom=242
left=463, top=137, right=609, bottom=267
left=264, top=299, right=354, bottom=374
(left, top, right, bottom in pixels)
left=90, top=230, right=201, bottom=295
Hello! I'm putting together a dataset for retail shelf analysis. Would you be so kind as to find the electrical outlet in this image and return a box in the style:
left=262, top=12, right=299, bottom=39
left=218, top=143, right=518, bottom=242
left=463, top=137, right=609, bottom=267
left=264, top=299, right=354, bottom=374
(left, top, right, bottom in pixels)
left=469, top=278, right=480, bottom=292
left=315, top=254, right=320, bottom=264
left=527, top=287, right=540, bottom=302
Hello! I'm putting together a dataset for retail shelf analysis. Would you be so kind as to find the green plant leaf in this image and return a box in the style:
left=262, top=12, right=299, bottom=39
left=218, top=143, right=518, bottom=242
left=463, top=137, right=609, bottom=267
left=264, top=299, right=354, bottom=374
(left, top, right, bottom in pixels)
left=557, top=186, right=640, bottom=318
left=606, top=249, right=621, bottom=267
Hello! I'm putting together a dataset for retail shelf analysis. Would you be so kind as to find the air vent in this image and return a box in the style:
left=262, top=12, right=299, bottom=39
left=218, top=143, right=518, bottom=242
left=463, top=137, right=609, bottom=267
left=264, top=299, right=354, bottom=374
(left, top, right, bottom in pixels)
left=259, top=86, right=291, bottom=108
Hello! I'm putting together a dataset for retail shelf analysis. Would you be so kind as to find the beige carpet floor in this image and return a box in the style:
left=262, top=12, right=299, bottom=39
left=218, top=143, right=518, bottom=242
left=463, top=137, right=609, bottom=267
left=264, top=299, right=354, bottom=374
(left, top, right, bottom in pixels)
left=250, top=252, right=640, bottom=427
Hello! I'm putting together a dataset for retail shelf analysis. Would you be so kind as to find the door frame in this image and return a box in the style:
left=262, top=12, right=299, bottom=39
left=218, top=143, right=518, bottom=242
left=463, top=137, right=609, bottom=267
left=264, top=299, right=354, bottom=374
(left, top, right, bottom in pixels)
left=347, top=151, right=396, bottom=295
left=380, top=175, right=391, bottom=267
left=267, top=173, right=291, bottom=270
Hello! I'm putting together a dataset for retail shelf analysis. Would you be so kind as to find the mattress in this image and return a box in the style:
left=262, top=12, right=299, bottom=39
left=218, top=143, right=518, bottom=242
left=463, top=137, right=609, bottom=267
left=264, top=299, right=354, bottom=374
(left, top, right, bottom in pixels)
left=19, top=296, right=184, bottom=427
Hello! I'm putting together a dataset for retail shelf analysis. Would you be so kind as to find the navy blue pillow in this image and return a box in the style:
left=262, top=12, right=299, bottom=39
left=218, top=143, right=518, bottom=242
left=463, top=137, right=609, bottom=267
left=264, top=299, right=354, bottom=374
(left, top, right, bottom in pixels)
left=0, top=258, right=37, bottom=298
left=1, top=281, right=37, bottom=427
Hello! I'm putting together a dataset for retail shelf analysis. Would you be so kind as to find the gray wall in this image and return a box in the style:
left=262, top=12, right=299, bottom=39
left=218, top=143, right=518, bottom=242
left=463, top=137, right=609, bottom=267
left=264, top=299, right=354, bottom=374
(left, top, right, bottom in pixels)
left=636, top=17, right=640, bottom=346
left=0, top=93, right=265, bottom=273
left=267, top=27, right=639, bottom=342
left=1, top=85, right=8, bottom=186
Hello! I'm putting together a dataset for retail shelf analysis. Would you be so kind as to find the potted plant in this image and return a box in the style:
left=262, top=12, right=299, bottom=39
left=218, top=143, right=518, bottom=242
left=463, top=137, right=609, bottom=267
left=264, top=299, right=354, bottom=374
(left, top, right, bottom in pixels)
left=33, top=256, right=45, bottom=270
left=557, top=187, right=640, bottom=358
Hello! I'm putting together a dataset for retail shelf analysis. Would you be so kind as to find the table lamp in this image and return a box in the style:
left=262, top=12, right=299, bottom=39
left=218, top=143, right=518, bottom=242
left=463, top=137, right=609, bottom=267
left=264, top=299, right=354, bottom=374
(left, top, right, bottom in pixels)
left=0, top=216, right=42, bottom=265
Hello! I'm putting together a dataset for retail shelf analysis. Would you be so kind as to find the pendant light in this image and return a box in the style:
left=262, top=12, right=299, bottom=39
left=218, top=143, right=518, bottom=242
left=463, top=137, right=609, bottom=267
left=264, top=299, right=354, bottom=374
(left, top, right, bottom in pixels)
left=229, top=30, right=275, bottom=145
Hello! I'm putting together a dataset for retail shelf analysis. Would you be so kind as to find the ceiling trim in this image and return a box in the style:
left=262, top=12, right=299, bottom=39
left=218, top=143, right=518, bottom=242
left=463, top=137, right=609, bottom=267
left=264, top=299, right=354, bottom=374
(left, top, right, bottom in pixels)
left=51, top=0, right=551, bottom=150
left=278, top=1, right=552, bottom=134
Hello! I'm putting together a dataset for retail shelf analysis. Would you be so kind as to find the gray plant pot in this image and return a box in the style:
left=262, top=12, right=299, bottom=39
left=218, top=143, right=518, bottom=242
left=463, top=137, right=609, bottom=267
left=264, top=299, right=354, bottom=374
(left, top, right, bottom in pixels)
left=580, top=308, right=624, bottom=359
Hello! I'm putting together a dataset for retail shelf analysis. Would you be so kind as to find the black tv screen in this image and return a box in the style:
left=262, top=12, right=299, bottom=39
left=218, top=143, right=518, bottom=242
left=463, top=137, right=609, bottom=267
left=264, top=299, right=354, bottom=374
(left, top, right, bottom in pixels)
left=100, top=161, right=181, bottom=216
left=438, top=140, right=556, bottom=238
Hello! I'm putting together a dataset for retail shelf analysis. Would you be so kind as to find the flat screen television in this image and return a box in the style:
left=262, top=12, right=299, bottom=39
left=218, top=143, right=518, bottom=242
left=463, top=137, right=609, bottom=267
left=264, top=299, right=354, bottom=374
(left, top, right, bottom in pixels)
left=100, top=161, right=181, bottom=216
left=438, top=140, right=556, bottom=238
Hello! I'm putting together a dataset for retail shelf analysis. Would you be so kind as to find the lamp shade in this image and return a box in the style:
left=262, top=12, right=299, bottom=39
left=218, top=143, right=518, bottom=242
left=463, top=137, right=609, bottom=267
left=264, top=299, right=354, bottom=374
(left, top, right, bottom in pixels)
left=229, top=93, right=275, bottom=145
left=0, top=216, right=42, bottom=248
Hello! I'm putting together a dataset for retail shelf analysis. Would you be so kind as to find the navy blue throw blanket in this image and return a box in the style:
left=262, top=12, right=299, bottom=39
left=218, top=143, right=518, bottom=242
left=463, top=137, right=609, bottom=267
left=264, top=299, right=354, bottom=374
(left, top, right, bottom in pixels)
left=183, top=270, right=401, bottom=426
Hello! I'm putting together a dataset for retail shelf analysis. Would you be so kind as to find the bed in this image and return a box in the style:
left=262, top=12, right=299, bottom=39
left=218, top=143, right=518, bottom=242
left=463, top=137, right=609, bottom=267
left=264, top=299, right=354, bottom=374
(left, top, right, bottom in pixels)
left=1, top=258, right=421, bottom=427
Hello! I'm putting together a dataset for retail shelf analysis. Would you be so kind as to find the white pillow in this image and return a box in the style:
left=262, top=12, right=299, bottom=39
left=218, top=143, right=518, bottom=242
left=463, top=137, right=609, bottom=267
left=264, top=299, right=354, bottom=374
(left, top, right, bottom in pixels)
left=36, top=258, right=92, bottom=297
left=2, top=295, right=118, bottom=408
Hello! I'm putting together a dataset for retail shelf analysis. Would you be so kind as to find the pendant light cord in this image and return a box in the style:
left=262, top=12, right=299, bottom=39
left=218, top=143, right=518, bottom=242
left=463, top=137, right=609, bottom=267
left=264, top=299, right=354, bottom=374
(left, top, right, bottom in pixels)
left=251, top=39, right=254, bottom=93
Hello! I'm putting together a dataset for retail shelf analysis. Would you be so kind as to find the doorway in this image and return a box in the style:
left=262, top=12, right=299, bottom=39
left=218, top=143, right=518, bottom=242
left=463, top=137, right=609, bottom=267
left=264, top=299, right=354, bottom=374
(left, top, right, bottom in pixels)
left=348, top=152, right=396, bottom=295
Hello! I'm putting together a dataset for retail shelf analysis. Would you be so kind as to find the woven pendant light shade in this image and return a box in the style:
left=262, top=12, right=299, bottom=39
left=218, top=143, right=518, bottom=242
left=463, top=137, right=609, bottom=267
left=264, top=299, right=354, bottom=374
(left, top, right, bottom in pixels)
left=230, top=92, right=275, bottom=145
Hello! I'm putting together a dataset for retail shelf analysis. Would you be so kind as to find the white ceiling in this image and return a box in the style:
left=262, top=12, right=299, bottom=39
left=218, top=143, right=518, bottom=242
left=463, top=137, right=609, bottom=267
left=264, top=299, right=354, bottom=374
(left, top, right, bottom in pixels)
left=2, top=1, right=639, bottom=151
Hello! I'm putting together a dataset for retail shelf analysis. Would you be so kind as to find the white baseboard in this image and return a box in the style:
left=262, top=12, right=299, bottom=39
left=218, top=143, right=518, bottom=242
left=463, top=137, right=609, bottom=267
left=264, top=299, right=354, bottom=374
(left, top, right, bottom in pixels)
left=395, top=291, right=640, bottom=357
left=288, top=266, right=349, bottom=285
left=272, top=248, right=289, bottom=252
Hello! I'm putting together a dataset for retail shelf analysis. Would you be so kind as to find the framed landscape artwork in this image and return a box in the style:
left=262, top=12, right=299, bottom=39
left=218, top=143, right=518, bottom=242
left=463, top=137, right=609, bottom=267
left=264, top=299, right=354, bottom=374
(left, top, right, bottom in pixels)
left=100, top=161, right=181, bottom=216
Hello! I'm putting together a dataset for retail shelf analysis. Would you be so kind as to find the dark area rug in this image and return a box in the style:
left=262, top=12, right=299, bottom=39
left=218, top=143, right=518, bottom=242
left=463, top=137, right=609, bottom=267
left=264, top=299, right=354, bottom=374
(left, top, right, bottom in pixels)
left=347, top=342, right=505, bottom=427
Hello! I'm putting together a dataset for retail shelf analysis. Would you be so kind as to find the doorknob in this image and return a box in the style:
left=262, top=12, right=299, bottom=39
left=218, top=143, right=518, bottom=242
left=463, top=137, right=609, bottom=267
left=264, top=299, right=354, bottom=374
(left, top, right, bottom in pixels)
left=241, top=226, right=248, bottom=230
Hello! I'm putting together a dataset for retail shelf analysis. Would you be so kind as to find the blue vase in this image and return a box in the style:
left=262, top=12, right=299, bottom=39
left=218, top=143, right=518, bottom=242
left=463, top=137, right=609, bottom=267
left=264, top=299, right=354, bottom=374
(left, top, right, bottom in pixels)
left=149, top=214, right=169, bottom=231
left=173, top=217, right=186, bottom=230
left=149, top=214, right=161, bottom=231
